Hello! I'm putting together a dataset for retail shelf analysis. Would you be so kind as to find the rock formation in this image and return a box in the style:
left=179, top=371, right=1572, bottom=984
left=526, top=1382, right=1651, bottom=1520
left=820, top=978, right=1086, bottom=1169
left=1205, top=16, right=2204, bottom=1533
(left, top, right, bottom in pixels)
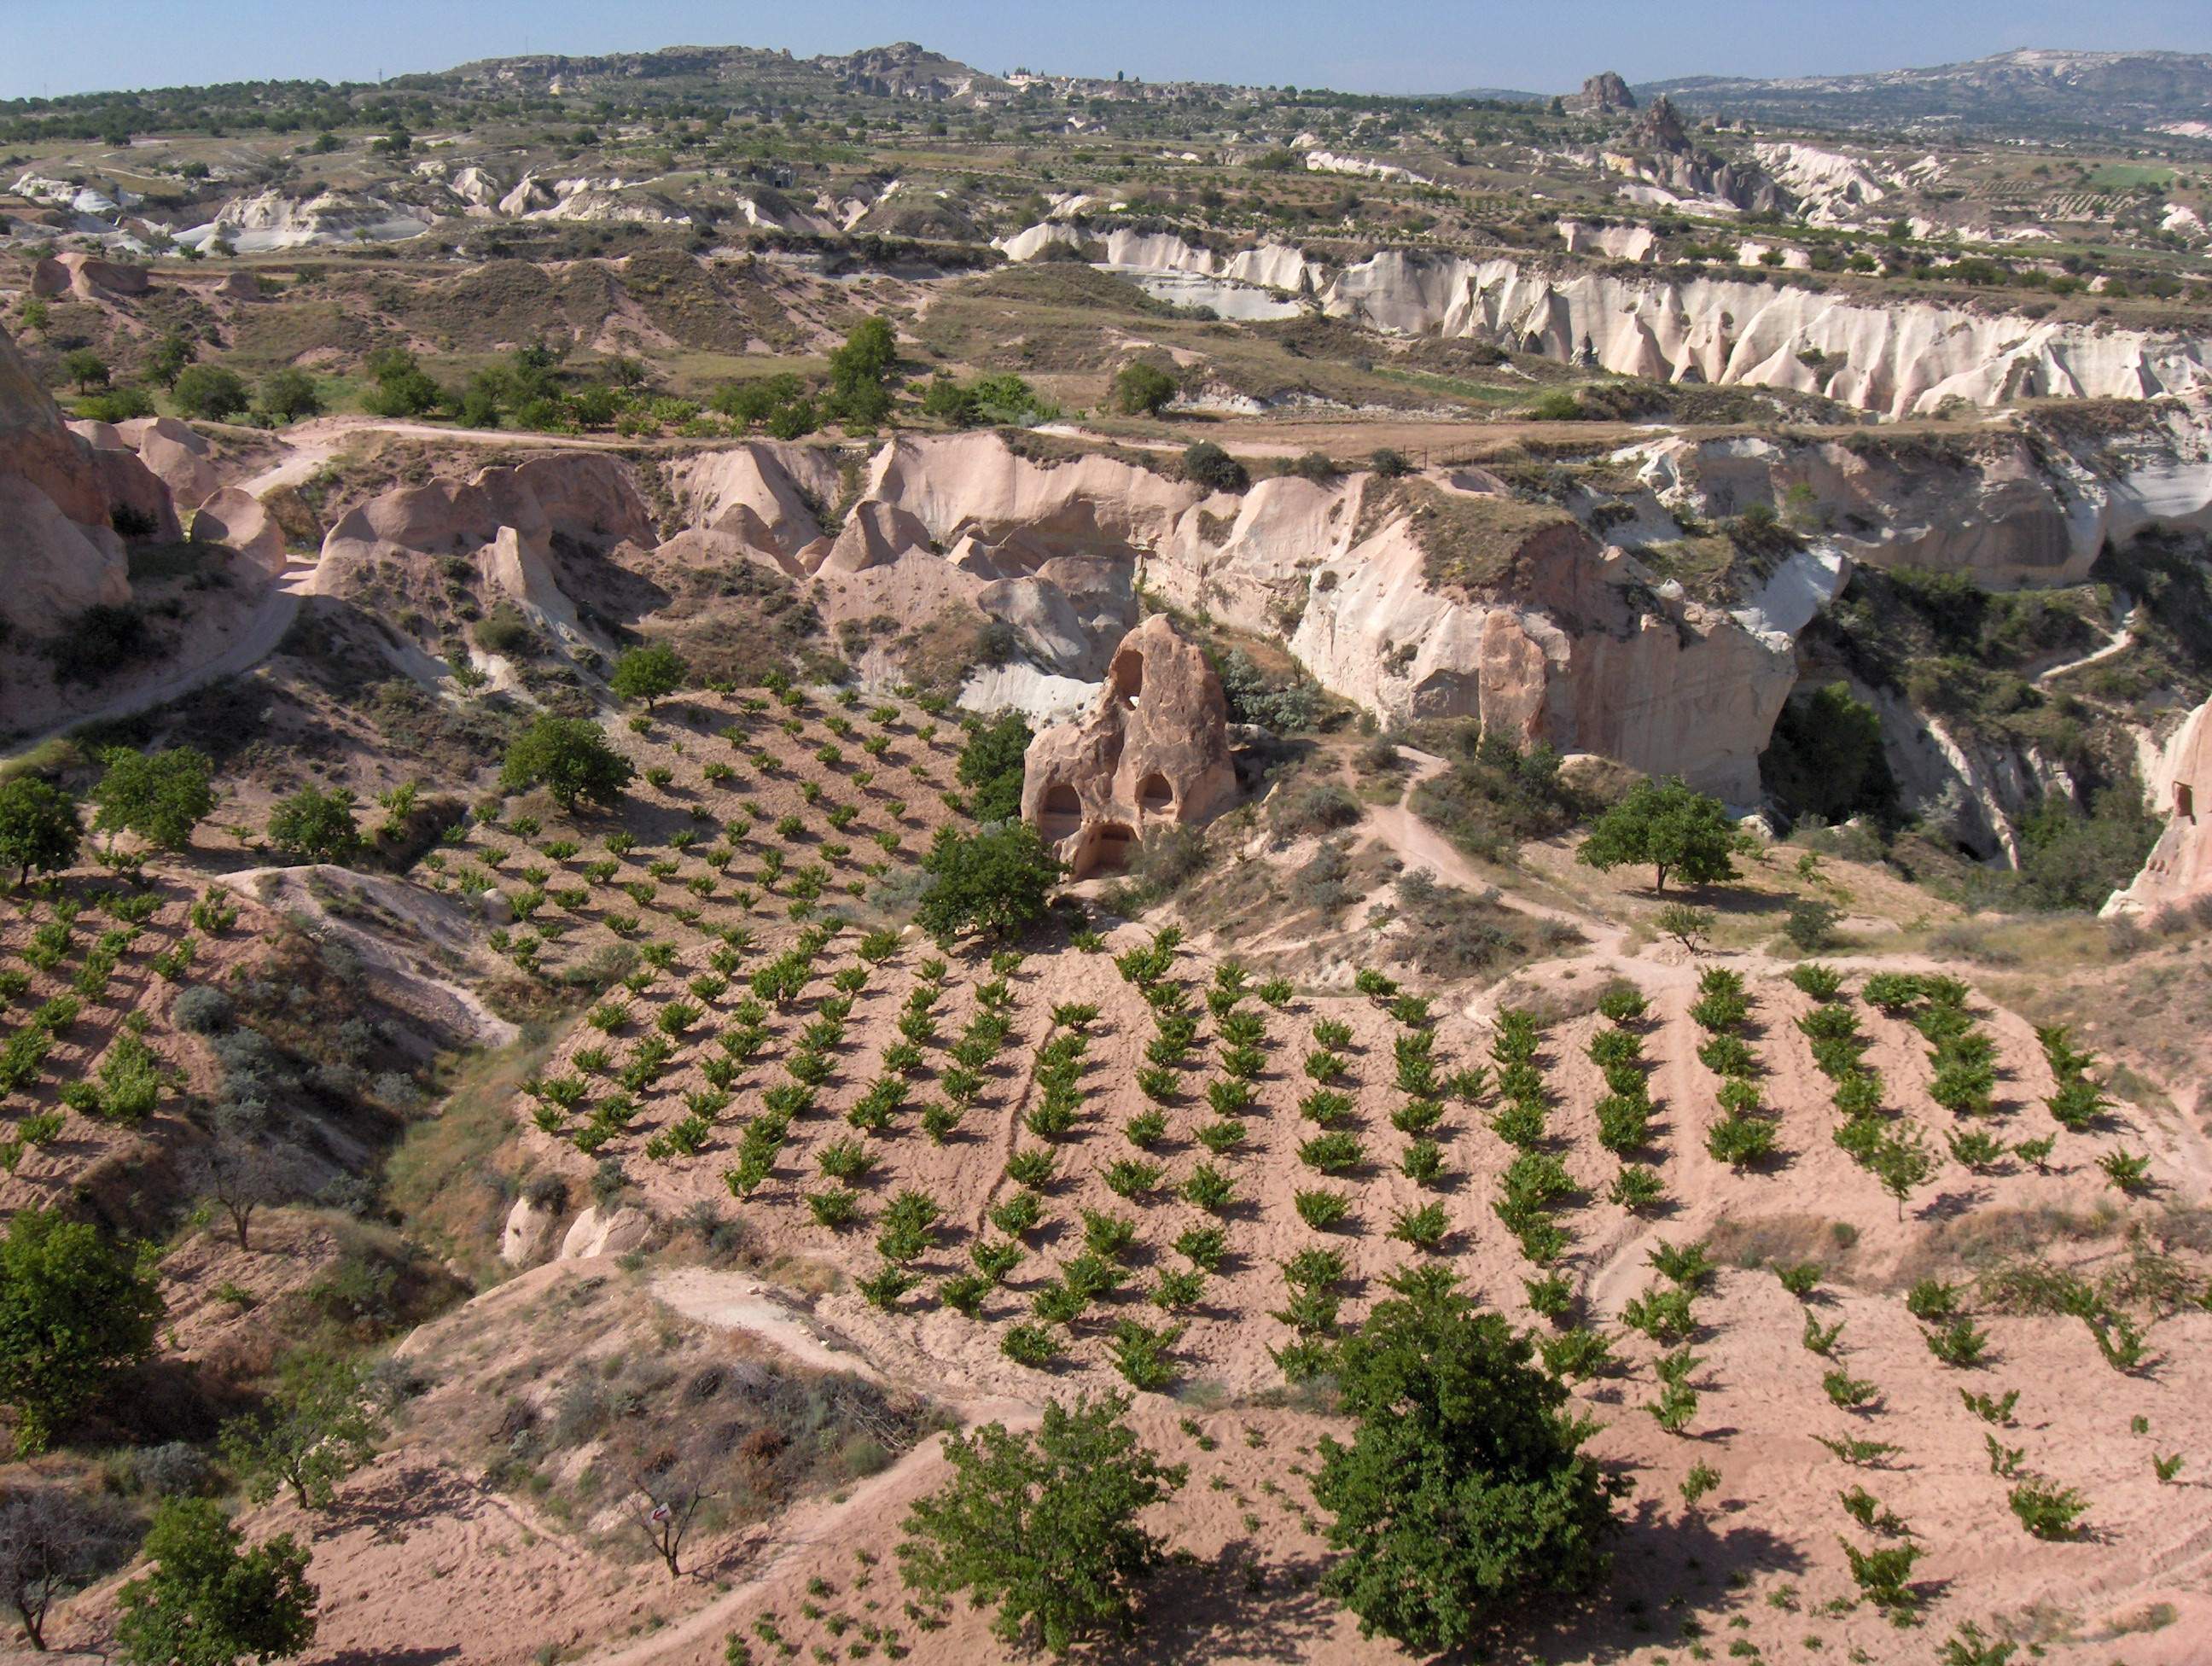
left=31, top=252, right=150, bottom=301
left=118, top=416, right=220, bottom=507
left=1021, top=616, right=1238, bottom=877
left=813, top=433, right=1801, bottom=798
left=556, top=1203, right=651, bottom=1261
left=1628, top=416, right=2212, bottom=591
left=1325, top=253, right=2212, bottom=417
left=189, top=486, right=288, bottom=576
left=317, top=453, right=655, bottom=574
left=500, top=1194, right=564, bottom=1267
left=2105, top=696, right=2212, bottom=914
left=1286, top=487, right=1796, bottom=803
left=1572, top=71, right=1637, bottom=114
left=996, top=231, right=2212, bottom=419
left=0, top=323, right=168, bottom=644
left=1635, top=95, right=1692, bottom=151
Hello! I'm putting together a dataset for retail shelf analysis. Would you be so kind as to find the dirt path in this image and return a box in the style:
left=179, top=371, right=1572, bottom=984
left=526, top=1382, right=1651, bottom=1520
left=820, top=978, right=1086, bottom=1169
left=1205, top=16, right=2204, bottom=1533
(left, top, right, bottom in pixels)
left=217, top=863, right=520, bottom=1046
left=1351, top=747, right=1644, bottom=991
left=2026, top=606, right=2132, bottom=681
left=2, top=568, right=307, bottom=759
left=258, top=412, right=668, bottom=460
left=580, top=1269, right=1040, bottom=1666
left=235, top=434, right=347, bottom=498
left=573, top=1430, right=971, bottom=1666
left=649, top=1268, right=882, bottom=1380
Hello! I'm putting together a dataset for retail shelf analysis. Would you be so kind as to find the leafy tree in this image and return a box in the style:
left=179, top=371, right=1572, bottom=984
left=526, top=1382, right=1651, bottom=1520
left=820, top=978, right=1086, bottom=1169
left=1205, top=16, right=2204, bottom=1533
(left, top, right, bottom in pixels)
left=148, top=330, right=198, bottom=388
left=358, top=347, right=442, bottom=417
left=0, top=778, right=80, bottom=888
left=1577, top=777, right=1739, bottom=893
left=897, top=1392, right=1185, bottom=1655
left=713, top=370, right=806, bottom=427
left=1761, top=682, right=1895, bottom=823
left=917, top=823, right=1061, bottom=942
left=114, top=1499, right=316, bottom=1666
left=0, top=1208, right=163, bottom=1453
left=920, top=375, right=982, bottom=427
left=2015, top=786, right=2160, bottom=912
left=265, top=784, right=359, bottom=865
left=79, top=385, right=156, bottom=423
left=220, top=1353, right=387, bottom=1510
left=499, top=716, right=635, bottom=813
left=826, top=314, right=898, bottom=427
left=258, top=367, right=323, bottom=422
left=0, top=1485, right=131, bottom=1651
left=608, top=642, right=689, bottom=711
left=831, top=315, right=898, bottom=388
left=956, top=710, right=1033, bottom=823
left=1181, top=440, right=1249, bottom=493
left=1112, top=361, right=1177, bottom=416
left=765, top=397, right=819, bottom=440
left=171, top=364, right=250, bottom=420
left=90, top=747, right=216, bottom=853
left=1783, top=898, right=1842, bottom=952
left=61, top=349, right=108, bottom=393
left=1312, top=1279, right=1619, bottom=1651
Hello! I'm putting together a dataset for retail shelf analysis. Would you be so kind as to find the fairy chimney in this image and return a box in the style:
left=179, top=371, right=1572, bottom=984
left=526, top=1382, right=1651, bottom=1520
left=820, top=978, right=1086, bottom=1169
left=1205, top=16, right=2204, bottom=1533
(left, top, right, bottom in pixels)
left=1020, top=615, right=1237, bottom=878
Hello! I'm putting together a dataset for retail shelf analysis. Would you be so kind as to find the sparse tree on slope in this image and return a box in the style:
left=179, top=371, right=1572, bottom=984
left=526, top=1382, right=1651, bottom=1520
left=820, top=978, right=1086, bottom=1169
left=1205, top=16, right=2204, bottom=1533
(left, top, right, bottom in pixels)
left=499, top=716, right=634, bottom=813
left=608, top=642, right=689, bottom=712
left=0, top=1208, right=163, bottom=1454
left=1312, top=1277, right=1621, bottom=1651
left=917, top=822, right=1061, bottom=943
left=1577, top=777, right=1739, bottom=894
left=114, top=1499, right=316, bottom=1666
left=0, top=778, right=80, bottom=888
left=90, top=747, right=215, bottom=853
left=265, top=784, right=360, bottom=865
left=898, top=1392, right=1185, bottom=1655
left=220, top=1352, right=387, bottom=1511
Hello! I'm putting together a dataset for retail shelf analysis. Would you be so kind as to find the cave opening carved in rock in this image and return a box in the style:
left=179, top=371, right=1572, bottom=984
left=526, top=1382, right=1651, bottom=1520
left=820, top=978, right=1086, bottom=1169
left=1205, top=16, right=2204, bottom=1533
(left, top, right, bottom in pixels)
left=1039, top=783, right=1082, bottom=838
left=1111, top=647, right=1143, bottom=708
left=1091, top=821, right=1136, bottom=871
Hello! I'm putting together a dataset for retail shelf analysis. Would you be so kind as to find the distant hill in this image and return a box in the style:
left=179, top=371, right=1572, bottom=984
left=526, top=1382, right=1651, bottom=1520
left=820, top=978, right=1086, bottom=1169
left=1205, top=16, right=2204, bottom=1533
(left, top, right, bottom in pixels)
left=433, top=38, right=1002, bottom=103
left=1441, top=86, right=1549, bottom=106
left=1640, top=48, right=2212, bottom=135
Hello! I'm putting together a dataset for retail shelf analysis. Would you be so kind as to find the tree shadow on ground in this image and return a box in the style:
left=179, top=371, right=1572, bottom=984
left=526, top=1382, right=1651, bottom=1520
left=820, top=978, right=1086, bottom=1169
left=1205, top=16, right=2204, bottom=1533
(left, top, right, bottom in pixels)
left=1117, top=1497, right=1808, bottom=1665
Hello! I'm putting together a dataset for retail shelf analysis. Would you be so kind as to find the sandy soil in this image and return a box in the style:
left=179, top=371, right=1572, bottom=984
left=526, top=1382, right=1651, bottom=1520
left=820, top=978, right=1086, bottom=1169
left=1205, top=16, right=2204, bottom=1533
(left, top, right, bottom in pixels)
left=14, top=428, right=2211, bottom=1666
left=1, top=565, right=306, bottom=751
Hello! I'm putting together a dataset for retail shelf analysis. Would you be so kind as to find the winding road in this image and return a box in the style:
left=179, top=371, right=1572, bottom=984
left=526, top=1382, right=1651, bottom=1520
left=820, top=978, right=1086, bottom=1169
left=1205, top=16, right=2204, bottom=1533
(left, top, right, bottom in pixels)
left=3, top=567, right=310, bottom=760
left=5, top=411, right=595, bottom=761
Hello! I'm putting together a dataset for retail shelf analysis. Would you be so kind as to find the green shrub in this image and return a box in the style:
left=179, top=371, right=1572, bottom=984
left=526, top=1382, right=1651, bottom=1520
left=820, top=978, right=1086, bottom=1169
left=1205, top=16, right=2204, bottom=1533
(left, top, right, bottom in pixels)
left=1310, top=1283, right=1617, bottom=1649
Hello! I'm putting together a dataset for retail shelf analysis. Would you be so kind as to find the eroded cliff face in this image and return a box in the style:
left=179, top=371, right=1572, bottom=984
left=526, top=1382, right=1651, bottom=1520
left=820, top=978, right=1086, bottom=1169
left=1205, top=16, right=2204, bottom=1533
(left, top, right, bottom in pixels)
left=308, top=411, right=2212, bottom=831
left=1286, top=502, right=1794, bottom=803
left=853, top=435, right=1795, bottom=799
left=1334, top=254, right=2212, bottom=418
left=1604, top=413, right=2212, bottom=850
left=0, top=323, right=165, bottom=641
left=996, top=229, right=2212, bottom=422
left=1628, top=407, right=2212, bottom=591
left=2106, top=696, right=2212, bottom=914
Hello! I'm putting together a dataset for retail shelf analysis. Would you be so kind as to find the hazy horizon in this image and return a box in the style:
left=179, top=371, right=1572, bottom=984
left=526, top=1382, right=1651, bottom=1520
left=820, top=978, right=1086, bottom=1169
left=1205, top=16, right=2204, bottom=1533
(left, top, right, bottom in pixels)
left=4, top=0, right=2212, bottom=103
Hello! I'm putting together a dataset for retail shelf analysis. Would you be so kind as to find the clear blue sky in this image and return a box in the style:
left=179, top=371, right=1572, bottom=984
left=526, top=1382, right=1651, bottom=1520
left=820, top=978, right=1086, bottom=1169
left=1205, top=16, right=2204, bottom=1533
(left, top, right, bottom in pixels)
left=3, top=0, right=2209, bottom=102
